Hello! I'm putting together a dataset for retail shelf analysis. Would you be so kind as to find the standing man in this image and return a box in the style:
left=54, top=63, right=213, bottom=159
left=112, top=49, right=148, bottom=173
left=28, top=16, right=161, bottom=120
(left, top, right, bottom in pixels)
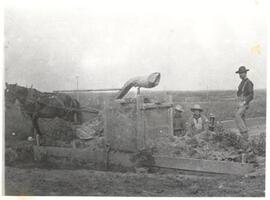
left=235, top=66, right=254, bottom=138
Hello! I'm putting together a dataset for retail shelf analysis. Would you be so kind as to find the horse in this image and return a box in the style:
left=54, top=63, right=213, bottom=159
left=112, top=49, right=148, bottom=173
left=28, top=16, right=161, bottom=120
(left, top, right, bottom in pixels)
left=5, top=83, right=82, bottom=142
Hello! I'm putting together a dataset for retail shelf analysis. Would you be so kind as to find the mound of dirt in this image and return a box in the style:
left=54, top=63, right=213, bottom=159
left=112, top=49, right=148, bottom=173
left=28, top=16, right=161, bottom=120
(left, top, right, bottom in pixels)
left=75, top=115, right=104, bottom=140
left=150, top=124, right=265, bottom=163
left=249, top=132, right=266, bottom=157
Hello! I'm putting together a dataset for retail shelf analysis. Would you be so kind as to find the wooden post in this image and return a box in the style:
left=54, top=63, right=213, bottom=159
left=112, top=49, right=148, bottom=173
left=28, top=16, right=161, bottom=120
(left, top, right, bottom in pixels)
left=104, top=99, right=109, bottom=147
left=168, top=95, right=174, bottom=136
left=36, top=134, right=40, bottom=146
left=74, top=113, right=78, bottom=124
left=137, top=87, right=141, bottom=95
left=136, top=95, right=145, bottom=150
left=71, top=140, right=76, bottom=149
left=105, top=144, right=111, bottom=170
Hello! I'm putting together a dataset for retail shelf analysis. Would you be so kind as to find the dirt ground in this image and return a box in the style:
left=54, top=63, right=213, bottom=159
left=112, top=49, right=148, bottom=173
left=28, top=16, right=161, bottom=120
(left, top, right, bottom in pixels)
left=4, top=128, right=265, bottom=197
left=4, top=121, right=266, bottom=197
left=5, top=165, right=265, bottom=196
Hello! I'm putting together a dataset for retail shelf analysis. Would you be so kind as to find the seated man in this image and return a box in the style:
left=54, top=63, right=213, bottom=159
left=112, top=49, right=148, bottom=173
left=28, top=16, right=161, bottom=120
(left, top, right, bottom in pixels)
left=173, top=104, right=186, bottom=137
left=186, top=104, right=209, bottom=137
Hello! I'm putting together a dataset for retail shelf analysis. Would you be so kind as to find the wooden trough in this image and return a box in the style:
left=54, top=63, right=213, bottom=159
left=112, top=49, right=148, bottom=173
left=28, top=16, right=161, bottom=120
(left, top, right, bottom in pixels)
left=33, top=145, right=254, bottom=175
left=33, top=95, right=254, bottom=175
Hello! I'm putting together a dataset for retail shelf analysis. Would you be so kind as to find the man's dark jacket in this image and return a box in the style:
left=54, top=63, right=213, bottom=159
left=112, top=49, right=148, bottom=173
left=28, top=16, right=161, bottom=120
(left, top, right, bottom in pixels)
left=237, top=78, right=254, bottom=105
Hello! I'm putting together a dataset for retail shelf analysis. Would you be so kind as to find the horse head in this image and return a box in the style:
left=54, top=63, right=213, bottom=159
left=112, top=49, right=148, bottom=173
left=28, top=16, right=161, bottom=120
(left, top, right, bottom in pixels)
left=5, top=83, right=28, bottom=104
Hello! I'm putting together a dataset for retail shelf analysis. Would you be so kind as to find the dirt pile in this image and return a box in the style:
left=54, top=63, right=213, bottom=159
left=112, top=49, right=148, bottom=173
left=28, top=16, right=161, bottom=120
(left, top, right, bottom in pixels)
left=249, top=132, right=265, bottom=157
left=75, top=115, right=103, bottom=140
left=150, top=124, right=265, bottom=163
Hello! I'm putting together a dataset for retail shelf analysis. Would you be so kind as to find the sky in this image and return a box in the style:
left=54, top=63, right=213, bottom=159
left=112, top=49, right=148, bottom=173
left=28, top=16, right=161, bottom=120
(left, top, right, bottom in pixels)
left=4, top=0, right=267, bottom=92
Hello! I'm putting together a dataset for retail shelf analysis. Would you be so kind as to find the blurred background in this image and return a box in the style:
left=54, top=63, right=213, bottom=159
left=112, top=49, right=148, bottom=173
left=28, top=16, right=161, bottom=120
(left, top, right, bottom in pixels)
left=4, top=0, right=267, bottom=92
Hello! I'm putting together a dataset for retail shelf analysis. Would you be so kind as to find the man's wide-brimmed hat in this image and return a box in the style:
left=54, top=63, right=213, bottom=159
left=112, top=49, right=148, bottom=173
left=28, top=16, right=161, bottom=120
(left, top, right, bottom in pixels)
left=175, top=104, right=184, bottom=112
left=235, top=66, right=249, bottom=74
left=190, top=104, right=203, bottom=112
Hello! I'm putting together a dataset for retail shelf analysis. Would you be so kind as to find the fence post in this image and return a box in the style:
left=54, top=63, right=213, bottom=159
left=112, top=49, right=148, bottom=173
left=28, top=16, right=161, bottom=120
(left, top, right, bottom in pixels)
left=167, top=95, right=174, bottom=136
left=36, top=133, right=40, bottom=146
left=136, top=95, right=145, bottom=150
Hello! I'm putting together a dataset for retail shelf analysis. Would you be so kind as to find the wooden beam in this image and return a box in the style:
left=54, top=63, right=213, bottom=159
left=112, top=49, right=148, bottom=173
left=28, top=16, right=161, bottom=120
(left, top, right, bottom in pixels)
left=151, top=156, right=254, bottom=175
left=141, top=103, right=173, bottom=110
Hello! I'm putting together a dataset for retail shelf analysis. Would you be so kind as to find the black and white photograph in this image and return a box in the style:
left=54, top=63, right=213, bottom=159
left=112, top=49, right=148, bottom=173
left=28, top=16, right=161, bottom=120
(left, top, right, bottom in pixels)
left=2, top=0, right=267, bottom=197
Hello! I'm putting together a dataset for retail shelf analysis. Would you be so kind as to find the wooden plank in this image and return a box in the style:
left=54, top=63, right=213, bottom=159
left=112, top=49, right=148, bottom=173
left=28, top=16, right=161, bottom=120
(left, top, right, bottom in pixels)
left=221, top=117, right=266, bottom=129
left=151, top=156, right=254, bottom=175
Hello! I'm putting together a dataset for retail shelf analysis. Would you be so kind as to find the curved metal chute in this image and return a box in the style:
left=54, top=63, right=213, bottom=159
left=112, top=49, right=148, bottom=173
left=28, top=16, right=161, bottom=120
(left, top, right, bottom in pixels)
left=115, top=72, right=161, bottom=99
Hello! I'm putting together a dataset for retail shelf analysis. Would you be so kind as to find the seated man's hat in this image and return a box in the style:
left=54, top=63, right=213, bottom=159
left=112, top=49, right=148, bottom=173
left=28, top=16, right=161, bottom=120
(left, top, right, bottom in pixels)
left=190, top=104, right=203, bottom=112
left=175, top=104, right=184, bottom=112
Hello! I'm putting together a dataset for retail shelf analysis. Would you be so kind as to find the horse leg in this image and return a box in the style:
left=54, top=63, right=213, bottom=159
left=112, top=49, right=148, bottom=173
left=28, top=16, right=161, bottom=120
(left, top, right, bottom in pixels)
left=33, top=117, right=42, bottom=135
left=77, top=111, right=82, bottom=124
left=30, top=120, right=35, bottom=137
left=73, top=112, right=78, bottom=124
left=73, top=111, right=82, bottom=124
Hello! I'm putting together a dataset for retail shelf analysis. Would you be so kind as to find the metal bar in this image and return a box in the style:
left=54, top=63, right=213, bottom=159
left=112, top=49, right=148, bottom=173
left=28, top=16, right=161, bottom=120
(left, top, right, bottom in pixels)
left=151, top=156, right=254, bottom=175
left=53, top=88, right=121, bottom=93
